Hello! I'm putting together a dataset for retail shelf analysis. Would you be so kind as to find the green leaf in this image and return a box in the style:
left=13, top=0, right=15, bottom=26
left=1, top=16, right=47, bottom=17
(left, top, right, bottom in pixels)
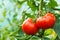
left=44, top=28, right=57, bottom=40
left=14, top=0, right=26, bottom=4
left=44, top=29, right=53, bottom=36
left=18, top=27, right=24, bottom=37
left=2, top=9, right=6, bottom=18
left=0, top=18, right=3, bottom=22
left=27, top=0, right=37, bottom=11
left=13, top=0, right=27, bottom=9
left=22, top=11, right=26, bottom=22
left=48, top=0, right=58, bottom=8
left=42, top=37, right=50, bottom=40
left=7, top=18, right=12, bottom=26
left=12, top=13, right=18, bottom=23
left=29, top=36, right=40, bottom=40
left=53, top=23, right=60, bottom=39
left=53, top=14, right=60, bottom=39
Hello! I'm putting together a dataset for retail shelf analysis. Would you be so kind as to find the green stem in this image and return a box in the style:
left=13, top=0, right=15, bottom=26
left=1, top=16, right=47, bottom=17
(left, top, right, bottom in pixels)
left=25, top=35, right=33, bottom=40
left=40, top=0, right=43, bottom=11
left=39, top=0, right=43, bottom=16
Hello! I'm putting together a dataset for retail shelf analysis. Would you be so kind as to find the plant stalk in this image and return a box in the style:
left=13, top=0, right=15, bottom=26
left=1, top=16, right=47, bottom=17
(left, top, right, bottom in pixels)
left=39, top=0, right=43, bottom=16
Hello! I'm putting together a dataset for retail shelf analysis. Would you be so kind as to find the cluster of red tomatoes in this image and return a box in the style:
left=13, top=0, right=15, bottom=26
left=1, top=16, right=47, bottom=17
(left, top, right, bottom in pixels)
left=22, top=12, right=56, bottom=35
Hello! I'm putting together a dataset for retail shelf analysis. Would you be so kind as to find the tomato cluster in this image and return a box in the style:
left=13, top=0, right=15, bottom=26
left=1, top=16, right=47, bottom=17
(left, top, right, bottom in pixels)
left=36, top=13, right=56, bottom=30
left=22, top=12, right=56, bottom=35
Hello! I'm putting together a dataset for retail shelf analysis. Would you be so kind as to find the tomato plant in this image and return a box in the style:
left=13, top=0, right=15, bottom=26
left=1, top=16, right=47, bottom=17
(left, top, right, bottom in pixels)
left=0, top=0, right=60, bottom=40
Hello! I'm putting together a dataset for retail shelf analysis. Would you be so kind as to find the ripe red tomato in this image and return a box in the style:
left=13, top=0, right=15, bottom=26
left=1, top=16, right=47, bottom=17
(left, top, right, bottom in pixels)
left=22, top=18, right=38, bottom=35
left=36, top=12, right=56, bottom=30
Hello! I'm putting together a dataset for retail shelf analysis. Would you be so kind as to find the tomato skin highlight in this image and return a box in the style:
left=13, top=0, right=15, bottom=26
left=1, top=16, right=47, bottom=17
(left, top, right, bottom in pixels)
left=36, top=13, right=56, bottom=30
left=22, top=18, right=38, bottom=35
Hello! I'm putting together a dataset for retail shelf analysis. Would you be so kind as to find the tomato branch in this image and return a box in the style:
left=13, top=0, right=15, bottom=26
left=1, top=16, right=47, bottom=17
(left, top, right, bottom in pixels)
left=39, top=0, right=43, bottom=16
left=40, top=0, right=43, bottom=12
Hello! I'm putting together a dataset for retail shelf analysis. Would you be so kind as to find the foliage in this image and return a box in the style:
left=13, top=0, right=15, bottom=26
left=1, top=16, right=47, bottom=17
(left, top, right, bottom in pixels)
left=0, top=0, right=60, bottom=40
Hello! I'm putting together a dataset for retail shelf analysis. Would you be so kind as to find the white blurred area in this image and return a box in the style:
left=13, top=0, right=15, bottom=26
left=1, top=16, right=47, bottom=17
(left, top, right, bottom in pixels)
left=56, top=0, right=60, bottom=8
left=56, top=0, right=60, bottom=4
